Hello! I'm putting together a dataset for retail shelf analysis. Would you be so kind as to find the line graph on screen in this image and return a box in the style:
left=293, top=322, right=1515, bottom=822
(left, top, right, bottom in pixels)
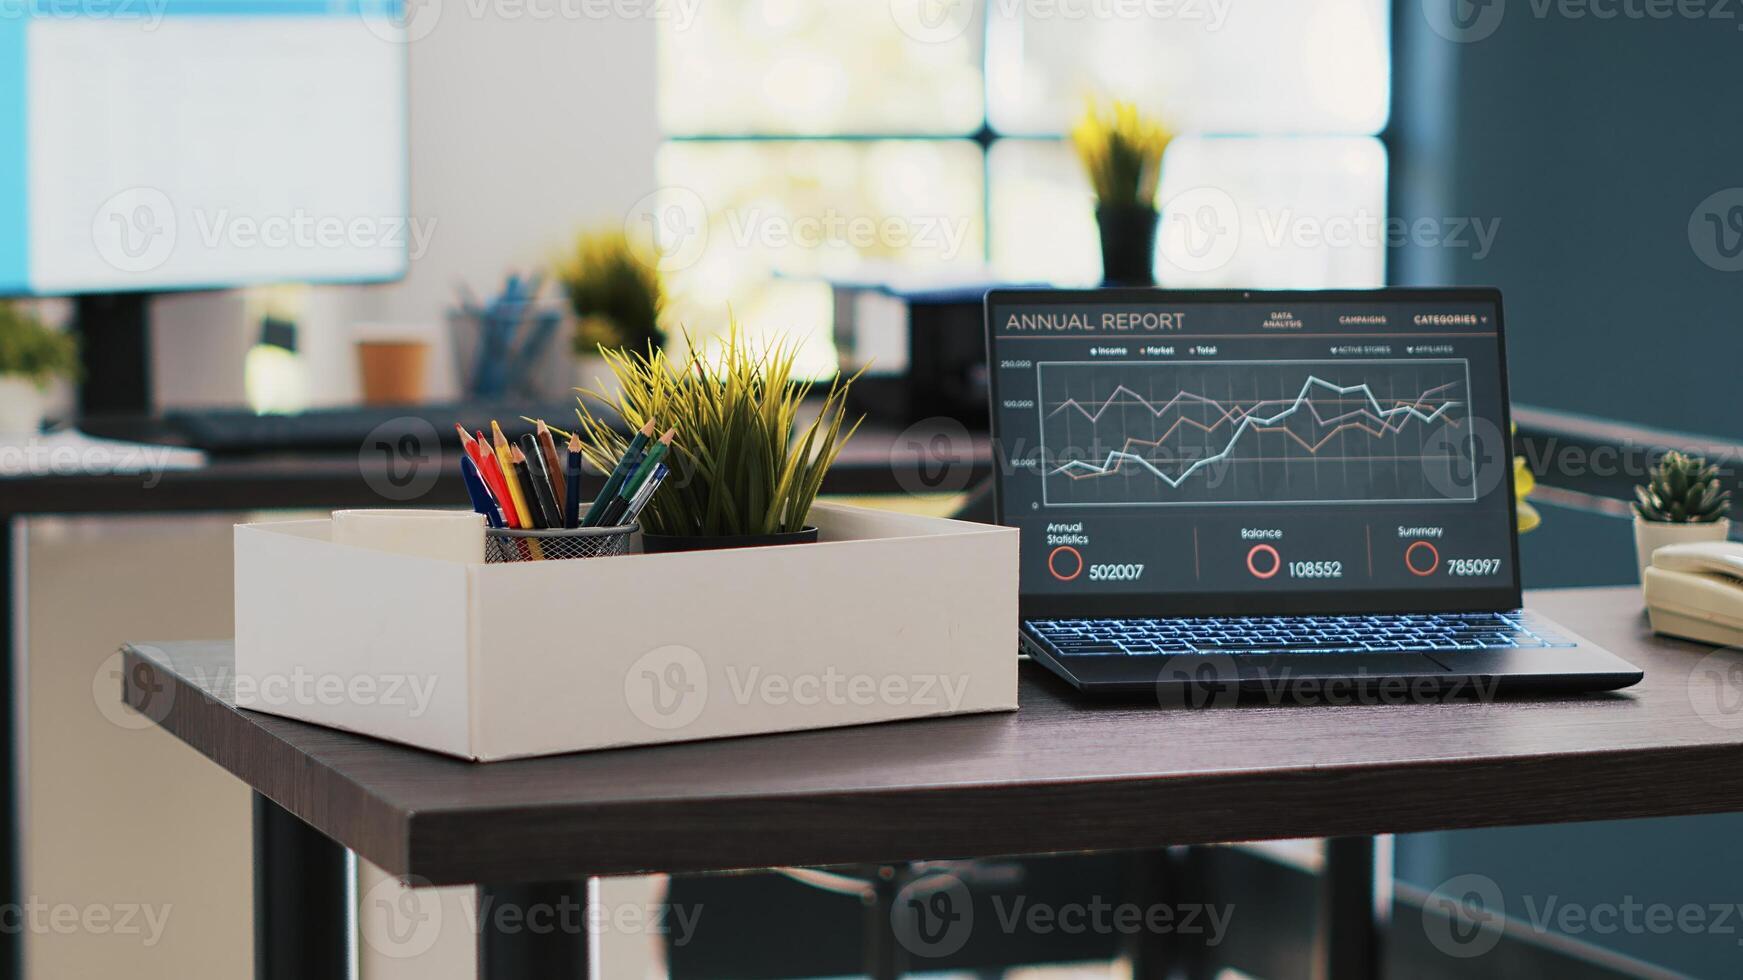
left=1038, top=359, right=1476, bottom=506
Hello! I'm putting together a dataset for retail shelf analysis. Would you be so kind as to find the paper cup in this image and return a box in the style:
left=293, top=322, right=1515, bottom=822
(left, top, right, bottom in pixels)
left=356, top=340, right=431, bottom=405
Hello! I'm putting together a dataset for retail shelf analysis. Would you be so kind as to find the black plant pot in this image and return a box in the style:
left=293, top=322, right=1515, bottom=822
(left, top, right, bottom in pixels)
left=1096, top=205, right=1160, bottom=287
left=641, top=526, right=820, bottom=554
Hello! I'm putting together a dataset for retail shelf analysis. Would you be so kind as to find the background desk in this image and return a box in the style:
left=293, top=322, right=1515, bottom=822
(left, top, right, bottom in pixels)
left=120, top=586, right=1743, bottom=978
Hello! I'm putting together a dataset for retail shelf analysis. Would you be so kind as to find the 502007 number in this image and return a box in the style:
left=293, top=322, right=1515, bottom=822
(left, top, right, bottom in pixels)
left=1088, top=563, right=1145, bottom=581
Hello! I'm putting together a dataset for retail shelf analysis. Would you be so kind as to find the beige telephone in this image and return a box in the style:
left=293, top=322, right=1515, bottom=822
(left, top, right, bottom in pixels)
left=1642, top=541, right=1743, bottom=646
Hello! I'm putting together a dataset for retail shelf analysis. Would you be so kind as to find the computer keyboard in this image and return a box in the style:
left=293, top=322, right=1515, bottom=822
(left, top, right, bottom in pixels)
left=164, top=401, right=603, bottom=454
left=1030, top=611, right=1578, bottom=657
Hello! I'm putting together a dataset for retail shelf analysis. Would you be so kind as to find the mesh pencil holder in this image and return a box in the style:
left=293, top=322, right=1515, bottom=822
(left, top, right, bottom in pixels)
left=485, top=525, right=637, bottom=563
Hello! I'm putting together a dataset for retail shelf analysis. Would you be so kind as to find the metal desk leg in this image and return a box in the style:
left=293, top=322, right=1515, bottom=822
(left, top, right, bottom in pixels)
left=253, top=792, right=349, bottom=980
left=864, top=868, right=905, bottom=980
left=477, top=880, right=590, bottom=980
left=1315, top=836, right=1381, bottom=980
left=1127, top=846, right=1211, bottom=980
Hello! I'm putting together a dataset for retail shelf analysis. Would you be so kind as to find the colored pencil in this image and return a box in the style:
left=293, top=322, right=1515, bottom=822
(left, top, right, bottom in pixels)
left=506, top=445, right=542, bottom=557
left=582, top=419, right=655, bottom=527
left=599, top=428, right=674, bottom=527
left=509, top=445, right=547, bottom=530
left=563, top=433, right=584, bottom=529
left=455, top=423, right=483, bottom=465
left=521, top=433, right=563, bottom=529
left=475, top=429, right=521, bottom=528
left=491, top=421, right=533, bottom=529
left=535, top=420, right=565, bottom=515
left=458, top=424, right=512, bottom=520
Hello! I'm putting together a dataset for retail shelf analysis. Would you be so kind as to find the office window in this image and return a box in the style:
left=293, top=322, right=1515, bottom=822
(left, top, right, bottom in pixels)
left=656, top=0, right=1391, bottom=368
left=654, top=140, right=985, bottom=377
left=991, top=137, right=1388, bottom=287
left=982, top=0, right=1388, bottom=134
left=659, top=0, right=984, bottom=135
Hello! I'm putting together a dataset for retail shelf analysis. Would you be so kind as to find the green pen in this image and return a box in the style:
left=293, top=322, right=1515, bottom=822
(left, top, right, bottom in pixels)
left=600, top=428, right=674, bottom=527
left=582, top=418, right=655, bottom=526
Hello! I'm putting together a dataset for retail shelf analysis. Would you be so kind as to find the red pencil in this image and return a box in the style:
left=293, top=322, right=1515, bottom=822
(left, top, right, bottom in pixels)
left=459, top=423, right=517, bottom=528
left=455, top=424, right=488, bottom=471
left=473, top=427, right=522, bottom=528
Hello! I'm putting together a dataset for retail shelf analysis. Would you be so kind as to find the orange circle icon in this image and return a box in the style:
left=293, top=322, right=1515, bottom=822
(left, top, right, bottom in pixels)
left=1406, top=540, right=1440, bottom=577
left=1246, top=543, right=1281, bottom=579
left=1048, top=545, right=1084, bottom=581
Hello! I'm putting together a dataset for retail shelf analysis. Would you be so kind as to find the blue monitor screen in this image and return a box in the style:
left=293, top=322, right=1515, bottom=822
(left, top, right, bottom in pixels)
left=0, top=0, right=409, bottom=295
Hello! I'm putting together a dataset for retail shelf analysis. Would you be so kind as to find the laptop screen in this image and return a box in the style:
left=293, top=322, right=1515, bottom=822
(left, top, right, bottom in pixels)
left=986, top=289, right=1522, bottom=619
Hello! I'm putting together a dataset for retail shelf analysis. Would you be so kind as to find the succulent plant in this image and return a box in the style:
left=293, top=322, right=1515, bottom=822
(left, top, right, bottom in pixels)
left=1634, top=450, right=1731, bottom=523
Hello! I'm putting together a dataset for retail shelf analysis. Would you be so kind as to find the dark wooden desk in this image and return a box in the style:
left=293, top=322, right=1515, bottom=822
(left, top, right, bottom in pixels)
left=1, top=422, right=992, bottom=978
left=118, top=586, right=1743, bottom=978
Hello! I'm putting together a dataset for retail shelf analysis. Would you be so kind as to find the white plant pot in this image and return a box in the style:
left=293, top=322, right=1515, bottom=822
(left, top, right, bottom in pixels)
left=1634, top=515, right=1731, bottom=582
left=0, top=376, right=45, bottom=436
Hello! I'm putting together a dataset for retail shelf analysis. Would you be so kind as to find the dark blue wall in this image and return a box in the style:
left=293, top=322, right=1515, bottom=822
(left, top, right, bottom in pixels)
left=1396, top=811, right=1743, bottom=978
left=1398, top=3, right=1743, bottom=437
left=1392, top=9, right=1743, bottom=977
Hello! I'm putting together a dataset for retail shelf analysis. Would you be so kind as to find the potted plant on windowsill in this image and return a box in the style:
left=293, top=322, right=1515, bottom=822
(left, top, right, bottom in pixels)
left=556, top=228, right=667, bottom=403
left=1633, top=450, right=1732, bottom=580
left=0, top=301, right=78, bottom=435
left=1071, top=98, right=1173, bottom=287
left=569, top=321, right=862, bottom=553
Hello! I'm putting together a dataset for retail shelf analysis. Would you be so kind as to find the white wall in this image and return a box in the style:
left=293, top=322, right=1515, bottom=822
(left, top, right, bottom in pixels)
left=152, top=12, right=662, bottom=408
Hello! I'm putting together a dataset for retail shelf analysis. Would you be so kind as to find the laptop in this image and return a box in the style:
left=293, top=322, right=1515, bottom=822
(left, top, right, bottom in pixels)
left=985, top=287, right=1643, bottom=699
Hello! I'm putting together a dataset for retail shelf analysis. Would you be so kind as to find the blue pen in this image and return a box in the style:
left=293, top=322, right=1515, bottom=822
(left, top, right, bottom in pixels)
left=460, top=455, right=504, bottom=528
left=620, top=462, right=669, bottom=524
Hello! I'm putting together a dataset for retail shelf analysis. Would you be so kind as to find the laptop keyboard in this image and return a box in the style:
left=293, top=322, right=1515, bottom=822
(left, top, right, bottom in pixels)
left=1031, top=611, right=1578, bottom=657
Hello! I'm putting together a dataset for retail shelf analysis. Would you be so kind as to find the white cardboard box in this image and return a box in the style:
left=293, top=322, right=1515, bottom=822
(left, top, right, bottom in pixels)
left=234, top=503, right=1019, bottom=761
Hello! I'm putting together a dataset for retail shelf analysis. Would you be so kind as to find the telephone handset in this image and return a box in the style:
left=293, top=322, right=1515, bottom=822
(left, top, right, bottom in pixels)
left=1643, top=541, right=1743, bottom=646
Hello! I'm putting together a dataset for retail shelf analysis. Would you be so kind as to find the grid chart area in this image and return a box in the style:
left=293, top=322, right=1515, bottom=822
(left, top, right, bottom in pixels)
left=1038, top=359, right=1476, bottom=508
